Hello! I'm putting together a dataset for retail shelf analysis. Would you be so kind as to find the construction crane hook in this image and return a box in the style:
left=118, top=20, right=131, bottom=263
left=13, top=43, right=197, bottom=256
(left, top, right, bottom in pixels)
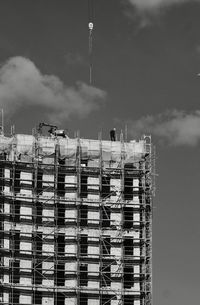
left=88, top=0, right=94, bottom=85
left=88, top=22, right=94, bottom=31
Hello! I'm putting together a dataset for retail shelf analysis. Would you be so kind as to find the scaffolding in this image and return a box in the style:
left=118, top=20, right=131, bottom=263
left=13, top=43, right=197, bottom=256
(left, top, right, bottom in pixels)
left=0, top=133, right=154, bottom=305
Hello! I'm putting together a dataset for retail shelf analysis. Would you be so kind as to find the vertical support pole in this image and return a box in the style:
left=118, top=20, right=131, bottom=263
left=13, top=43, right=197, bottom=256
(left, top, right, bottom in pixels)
left=120, top=136, right=125, bottom=305
left=0, top=152, right=4, bottom=303
left=99, top=132, right=103, bottom=305
left=10, top=140, right=16, bottom=305
left=54, top=140, right=59, bottom=305
left=33, top=134, right=38, bottom=304
left=76, top=132, right=81, bottom=304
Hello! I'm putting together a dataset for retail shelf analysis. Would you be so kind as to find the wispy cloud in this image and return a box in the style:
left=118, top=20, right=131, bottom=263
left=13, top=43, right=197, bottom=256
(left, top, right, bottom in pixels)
left=129, top=110, right=200, bottom=146
left=123, top=0, right=200, bottom=26
left=126, top=0, right=192, bottom=12
left=0, top=56, right=106, bottom=123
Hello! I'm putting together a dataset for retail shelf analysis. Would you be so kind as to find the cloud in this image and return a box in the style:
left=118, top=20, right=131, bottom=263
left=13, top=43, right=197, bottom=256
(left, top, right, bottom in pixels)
left=129, top=110, right=200, bottom=146
left=0, top=56, right=106, bottom=123
left=123, top=0, right=200, bottom=26
left=126, top=0, right=199, bottom=11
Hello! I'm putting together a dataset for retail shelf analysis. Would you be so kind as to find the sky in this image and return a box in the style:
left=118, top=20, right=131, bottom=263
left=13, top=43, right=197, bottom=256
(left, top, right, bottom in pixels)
left=0, top=0, right=199, bottom=304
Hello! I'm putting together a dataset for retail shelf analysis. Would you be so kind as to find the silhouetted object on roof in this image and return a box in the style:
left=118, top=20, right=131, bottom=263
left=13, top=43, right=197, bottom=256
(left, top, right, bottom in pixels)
left=48, top=127, right=56, bottom=137
left=55, top=129, right=67, bottom=138
left=38, top=122, right=57, bottom=136
left=110, top=128, right=116, bottom=141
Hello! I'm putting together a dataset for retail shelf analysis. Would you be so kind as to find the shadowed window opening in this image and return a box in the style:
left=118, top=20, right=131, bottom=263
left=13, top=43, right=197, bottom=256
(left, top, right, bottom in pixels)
left=57, top=203, right=65, bottom=226
left=80, top=235, right=87, bottom=256
left=37, top=169, right=43, bottom=194
left=124, top=164, right=134, bottom=200
left=10, top=231, right=20, bottom=256
left=80, top=264, right=88, bottom=286
left=81, top=174, right=88, bottom=198
left=14, top=169, right=20, bottom=193
left=102, top=206, right=110, bottom=227
left=80, top=205, right=88, bottom=226
left=124, top=295, right=135, bottom=304
left=102, top=237, right=111, bottom=255
left=34, top=291, right=42, bottom=305
left=36, top=202, right=42, bottom=224
left=13, top=200, right=20, bottom=223
left=33, top=261, right=42, bottom=285
left=102, top=176, right=110, bottom=198
left=124, top=238, right=133, bottom=256
left=57, top=233, right=65, bottom=256
left=57, top=171, right=65, bottom=197
left=56, top=263, right=65, bottom=286
left=101, top=264, right=111, bottom=287
left=79, top=294, right=88, bottom=305
left=56, top=292, right=65, bottom=305
left=124, top=207, right=133, bottom=229
left=9, top=290, right=19, bottom=304
left=124, top=266, right=134, bottom=288
left=102, top=295, right=111, bottom=305
left=35, top=233, right=42, bottom=256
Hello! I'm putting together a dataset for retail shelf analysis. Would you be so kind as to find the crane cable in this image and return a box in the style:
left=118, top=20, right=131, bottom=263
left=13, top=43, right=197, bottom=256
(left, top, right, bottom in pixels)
left=88, top=0, right=94, bottom=85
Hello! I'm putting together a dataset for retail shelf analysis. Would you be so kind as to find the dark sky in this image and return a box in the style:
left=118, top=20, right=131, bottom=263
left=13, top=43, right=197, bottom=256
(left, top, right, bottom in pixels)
left=0, top=1, right=199, bottom=304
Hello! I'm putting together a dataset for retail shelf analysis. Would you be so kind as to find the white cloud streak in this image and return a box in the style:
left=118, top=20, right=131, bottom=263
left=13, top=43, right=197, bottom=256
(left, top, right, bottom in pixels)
left=124, top=0, right=200, bottom=26
left=129, top=110, right=200, bottom=146
left=0, top=56, right=106, bottom=123
left=127, top=0, right=200, bottom=12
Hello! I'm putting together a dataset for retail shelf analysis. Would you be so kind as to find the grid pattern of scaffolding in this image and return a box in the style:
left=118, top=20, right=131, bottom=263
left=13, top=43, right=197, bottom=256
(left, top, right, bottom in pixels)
left=0, top=134, right=153, bottom=305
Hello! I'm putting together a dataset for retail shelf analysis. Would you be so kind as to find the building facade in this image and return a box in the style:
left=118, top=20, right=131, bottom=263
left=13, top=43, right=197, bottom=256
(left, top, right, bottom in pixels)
left=0, top=133, right=153, bottom=305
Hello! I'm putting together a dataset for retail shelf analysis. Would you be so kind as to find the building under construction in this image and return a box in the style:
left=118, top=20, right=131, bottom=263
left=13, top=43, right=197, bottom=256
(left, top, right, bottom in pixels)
left=0, top=130, right=154, bottom=305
